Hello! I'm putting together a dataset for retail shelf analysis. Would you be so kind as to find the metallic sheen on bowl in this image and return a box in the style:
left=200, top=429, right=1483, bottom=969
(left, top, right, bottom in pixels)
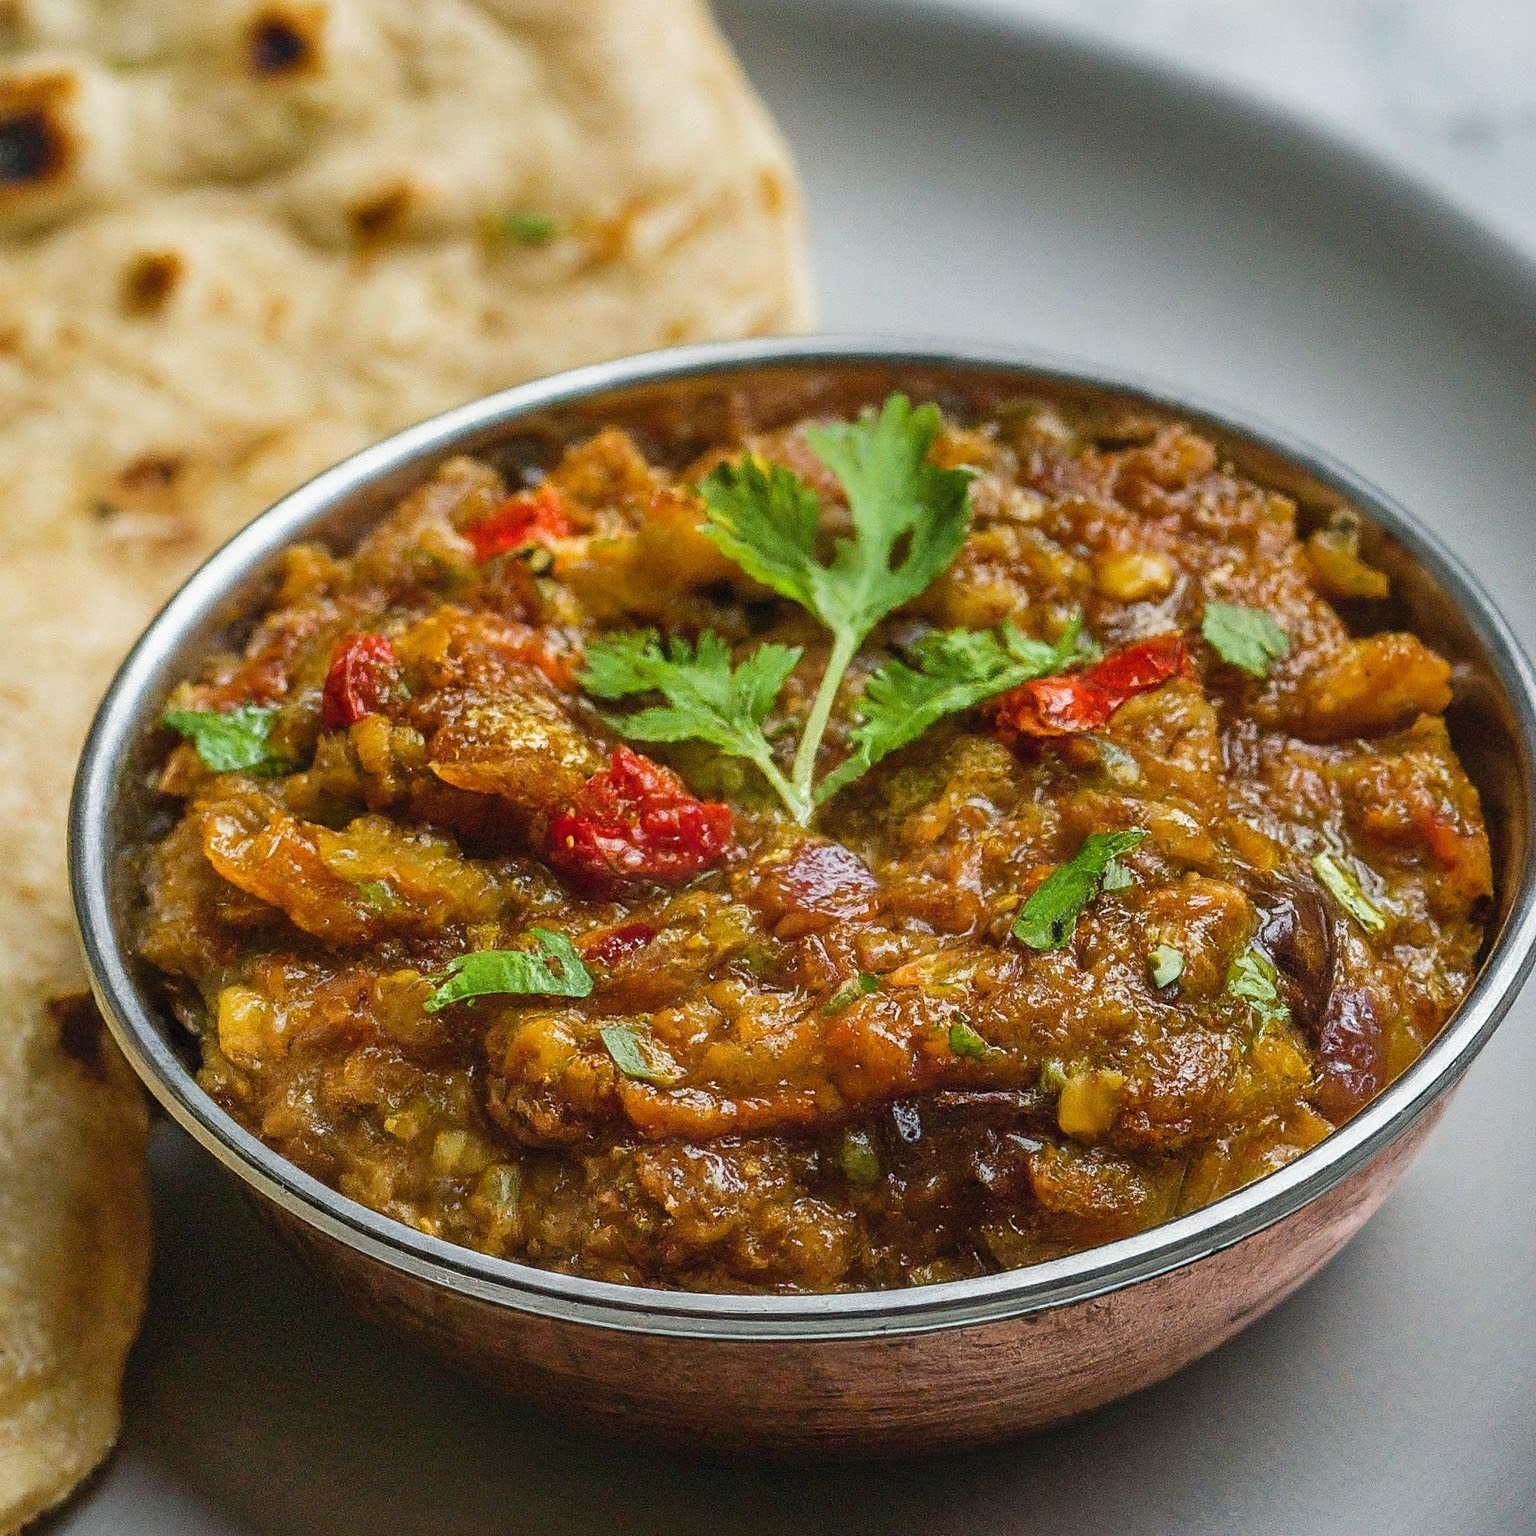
left=69, top=338, right=1536, bottom=1455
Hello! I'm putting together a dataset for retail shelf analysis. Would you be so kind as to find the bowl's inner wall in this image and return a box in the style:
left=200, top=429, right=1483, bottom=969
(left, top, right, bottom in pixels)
left=106, top=357, right=1528, bottom=1071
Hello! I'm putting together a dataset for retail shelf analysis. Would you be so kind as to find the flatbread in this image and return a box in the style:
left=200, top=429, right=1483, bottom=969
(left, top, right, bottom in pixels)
left=0, top=1, right=813, bottom=1526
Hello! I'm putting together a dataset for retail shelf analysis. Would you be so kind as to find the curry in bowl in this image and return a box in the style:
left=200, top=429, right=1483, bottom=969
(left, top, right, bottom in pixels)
left=135, top=391, right=1490, bottom=1293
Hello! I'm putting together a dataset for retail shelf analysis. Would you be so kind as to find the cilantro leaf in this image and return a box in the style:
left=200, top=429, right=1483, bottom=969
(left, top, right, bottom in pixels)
left=1201, top=600, right=1290, bottom=678
left=699, top=397, right=973, bottom=641
left=798, top=395, right=976, bottom=637
left=600, top=1024, right=683, bottom=1086
left=423, top=930, right=593, bottom=1013
left=1226, top=944, right=1290, bottom=1028
left=1312, top=850, right=1388, bottom=934
left=1148, top=944, right=1185, bottom=988
left=161, top=705, right=290, bottom=775
left=814, top=617, right=1091, bottom=802
left=1013, top=829, right=1148, bottom=951
left=1100, top=857, right=1133, bottom=892
left=696, top=455, right=827, bottom=615
left=697, top=394, right=975, bottom=817
left=578, top=629, right=805, bottom=816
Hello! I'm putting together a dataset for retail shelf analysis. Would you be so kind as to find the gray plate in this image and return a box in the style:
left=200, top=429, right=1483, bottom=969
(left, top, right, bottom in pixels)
left=57, top=2, right=1536, bottom=1532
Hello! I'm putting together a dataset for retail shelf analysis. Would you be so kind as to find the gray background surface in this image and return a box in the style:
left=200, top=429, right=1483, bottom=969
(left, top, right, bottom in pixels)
left=59, top=3, right=1536, bottom=1531
left=932, top=0, right=1536, bottom=251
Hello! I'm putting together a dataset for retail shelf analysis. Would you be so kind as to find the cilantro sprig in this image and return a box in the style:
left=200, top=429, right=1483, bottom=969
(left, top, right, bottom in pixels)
left=581, top=394, right=1094, bottom=823
left=698, top=395, right=974, bottom=815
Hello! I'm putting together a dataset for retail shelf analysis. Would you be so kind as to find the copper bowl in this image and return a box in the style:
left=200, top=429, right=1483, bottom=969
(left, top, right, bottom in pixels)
left=69, top=338, right=1536, bottom=1456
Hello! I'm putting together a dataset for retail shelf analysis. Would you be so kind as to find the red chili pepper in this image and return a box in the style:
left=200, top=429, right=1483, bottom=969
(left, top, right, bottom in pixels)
left=583, top=920, right=659, bottom=968
left=991, top=632, right=1195, bottom=745
left=547, top=745, right=732, bottom=892
left=465, top=485, right=572, bottom=563
left=320, top=633, right=400, bottom=730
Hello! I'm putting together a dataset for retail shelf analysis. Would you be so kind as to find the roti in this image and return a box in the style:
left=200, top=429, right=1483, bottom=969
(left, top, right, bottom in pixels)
left=0, top=0, right=813, bottom=1525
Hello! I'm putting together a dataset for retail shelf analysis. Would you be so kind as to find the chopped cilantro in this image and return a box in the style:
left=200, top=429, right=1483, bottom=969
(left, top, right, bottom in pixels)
left=1013, top=829, right=1149, bottom=951
left=423, top=930, right=593, bottom=1013
left=947, top=1015, right=990, bottom=1058
left=599, top=1024, right=682, bottom=1087
left=824, top=971, right=881, bottom=1014
left=357, top=879, right=403, bottom=915
left=1201, top=600, right=1290, bottom=678
left=161, top=704, right=290, bottom=775
left=838, top=1128, right=882, bottom=1186
left=1312, top=849, right=1388, bottom=934
left=1101, top=857, right=1133, bottom=892
left=1148, top=944, right=1185, bottom=988
left=495, top=211, right=559, bottom=245
left=1226, top=944, right=1290, bottom=1028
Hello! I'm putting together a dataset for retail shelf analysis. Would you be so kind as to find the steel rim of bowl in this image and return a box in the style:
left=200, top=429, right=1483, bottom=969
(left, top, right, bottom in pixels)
left=70, top=333, right=1536, bottom=1342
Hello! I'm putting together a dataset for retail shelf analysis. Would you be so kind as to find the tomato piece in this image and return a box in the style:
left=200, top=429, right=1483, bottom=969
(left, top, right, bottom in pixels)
left=547, top=745, right=732, bottom=892
left=465, top=485, right=572, bottom=563
left=991, top=633, right=1195, bottom=744
left=582, top=920, right=659, bottom=968
left=319, top=633, right=400, bottom=730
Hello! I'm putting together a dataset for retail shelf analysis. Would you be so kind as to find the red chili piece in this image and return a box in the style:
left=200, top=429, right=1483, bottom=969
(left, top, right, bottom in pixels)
left=465, top=485, right=572, bottom=563
left=547, top=746, right=733, bottom=891
left=320, top=633, right=400, bottom=730
left=991, top=632, right=1195, bottom=744
left=583, top=921, right=659, bottom=969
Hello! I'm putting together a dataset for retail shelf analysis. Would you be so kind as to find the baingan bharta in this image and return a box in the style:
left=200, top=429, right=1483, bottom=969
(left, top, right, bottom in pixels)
left=136, top=393, right=1490, bottom=1293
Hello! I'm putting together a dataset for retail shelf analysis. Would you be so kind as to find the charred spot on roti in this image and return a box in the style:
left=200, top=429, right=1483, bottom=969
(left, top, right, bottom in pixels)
left=0, top=109, right=58, bottom=183
left=246, top=5, right=325, bottom=77
left=0, top=96, right=68, bottom=189
left=119, top=251, right=185, bottom=316
left=47, top=993, right=108, bottom=1082
left=0, top=68, right=87, bottom=201
left=117, top=453, right=184, bottom=498
left=348, top=183, right=414, bottom=243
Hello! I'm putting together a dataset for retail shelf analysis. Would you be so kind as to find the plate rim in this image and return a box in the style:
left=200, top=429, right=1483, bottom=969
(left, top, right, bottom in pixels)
left=725, top=0, right=1536, bottom=325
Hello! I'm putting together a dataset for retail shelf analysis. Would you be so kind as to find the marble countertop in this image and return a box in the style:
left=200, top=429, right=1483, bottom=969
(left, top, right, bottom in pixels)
left=921, top=0, right=1536, bottom=253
